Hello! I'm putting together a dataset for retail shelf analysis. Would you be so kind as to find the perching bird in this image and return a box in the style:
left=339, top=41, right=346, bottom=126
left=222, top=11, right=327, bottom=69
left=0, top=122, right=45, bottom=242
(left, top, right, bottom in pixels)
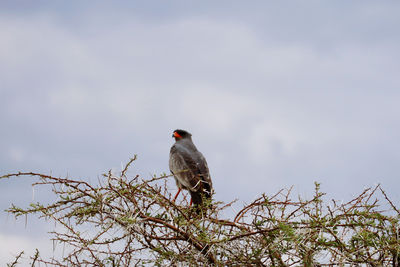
left=169, top=129, right=213, bottom=213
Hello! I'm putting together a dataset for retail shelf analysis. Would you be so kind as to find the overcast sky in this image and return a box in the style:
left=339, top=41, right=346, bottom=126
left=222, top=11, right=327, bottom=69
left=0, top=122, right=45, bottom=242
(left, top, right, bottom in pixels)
left=1, top=1, right=400, bottom=264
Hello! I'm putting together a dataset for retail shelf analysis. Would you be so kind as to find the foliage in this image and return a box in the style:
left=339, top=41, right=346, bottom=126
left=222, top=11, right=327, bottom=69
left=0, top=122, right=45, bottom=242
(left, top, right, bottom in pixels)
left=1, top=156, right=400, bottom=266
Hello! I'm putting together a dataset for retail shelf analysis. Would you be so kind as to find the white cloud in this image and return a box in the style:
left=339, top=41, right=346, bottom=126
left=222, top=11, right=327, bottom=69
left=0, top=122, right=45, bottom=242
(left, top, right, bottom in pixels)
left=0, top=233, right=53, bottom=266
left=177, top=86, right=255, bottom=133
left=8, top=147, right=26, bottom=162
left=1, top=3, right=400, bottom=256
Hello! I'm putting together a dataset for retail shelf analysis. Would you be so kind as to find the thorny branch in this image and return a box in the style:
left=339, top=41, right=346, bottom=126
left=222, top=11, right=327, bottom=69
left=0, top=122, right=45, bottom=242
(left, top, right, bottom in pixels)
left=1, top=157, right=400, bottom=266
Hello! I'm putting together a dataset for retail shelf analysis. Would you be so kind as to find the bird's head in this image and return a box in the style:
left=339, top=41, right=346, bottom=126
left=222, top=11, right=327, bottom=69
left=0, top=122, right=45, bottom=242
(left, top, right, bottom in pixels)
left=172, top=129, right=192, bottom=141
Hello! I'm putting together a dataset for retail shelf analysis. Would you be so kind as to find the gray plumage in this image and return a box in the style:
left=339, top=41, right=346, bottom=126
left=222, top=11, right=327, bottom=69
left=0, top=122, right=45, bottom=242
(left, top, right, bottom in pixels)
left=169, top=129, right=213, bottom=210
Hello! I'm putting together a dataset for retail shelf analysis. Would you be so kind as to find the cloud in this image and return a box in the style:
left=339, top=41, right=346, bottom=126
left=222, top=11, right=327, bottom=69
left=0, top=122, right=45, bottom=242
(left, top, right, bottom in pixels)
left=1, top=2, right=400, bottom=262
left=0, top=233, right=53, bottom=266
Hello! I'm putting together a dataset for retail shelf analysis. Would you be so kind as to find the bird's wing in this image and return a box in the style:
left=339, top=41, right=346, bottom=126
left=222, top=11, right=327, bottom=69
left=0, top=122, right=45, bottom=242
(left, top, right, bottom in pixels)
left=169, top=145, right=204, bottom=192
left=194, top=152, right=213, bottom=195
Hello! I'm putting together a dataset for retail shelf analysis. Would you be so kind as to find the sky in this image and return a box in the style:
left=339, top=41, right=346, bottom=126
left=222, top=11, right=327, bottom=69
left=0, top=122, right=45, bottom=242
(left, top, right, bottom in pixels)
left=1, top=1, right=400, bottom=264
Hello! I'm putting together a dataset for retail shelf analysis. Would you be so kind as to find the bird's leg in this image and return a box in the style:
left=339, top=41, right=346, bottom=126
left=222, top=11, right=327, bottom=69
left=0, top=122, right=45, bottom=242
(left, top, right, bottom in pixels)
left=189, top=198, right=193, bottom=207
left=173, top=188, right=181, bottom=202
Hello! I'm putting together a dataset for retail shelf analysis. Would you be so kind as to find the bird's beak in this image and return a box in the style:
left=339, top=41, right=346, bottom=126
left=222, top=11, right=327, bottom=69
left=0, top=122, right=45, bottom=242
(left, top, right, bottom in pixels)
left=173, top=132, right=182, bottom=138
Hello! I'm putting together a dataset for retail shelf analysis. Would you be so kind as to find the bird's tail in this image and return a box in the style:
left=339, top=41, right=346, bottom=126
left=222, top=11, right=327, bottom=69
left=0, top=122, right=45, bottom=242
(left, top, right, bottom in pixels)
left=190, top=188, right=212, bottom=214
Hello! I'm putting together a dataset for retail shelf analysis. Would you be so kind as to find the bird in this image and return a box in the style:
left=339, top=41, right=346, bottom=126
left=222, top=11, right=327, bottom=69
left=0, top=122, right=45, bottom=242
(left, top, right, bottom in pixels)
left=169, top=129, right=213, bottom=213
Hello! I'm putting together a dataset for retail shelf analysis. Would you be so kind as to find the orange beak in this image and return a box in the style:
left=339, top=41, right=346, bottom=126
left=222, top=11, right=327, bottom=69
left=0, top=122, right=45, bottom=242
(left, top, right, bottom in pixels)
left=173, top=132, right=182, bottom=138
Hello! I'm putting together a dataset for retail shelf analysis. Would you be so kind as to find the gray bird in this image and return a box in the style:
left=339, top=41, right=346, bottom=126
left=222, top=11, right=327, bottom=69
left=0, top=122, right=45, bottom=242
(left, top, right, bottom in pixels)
left=169, top=129, right=213, bottom=212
